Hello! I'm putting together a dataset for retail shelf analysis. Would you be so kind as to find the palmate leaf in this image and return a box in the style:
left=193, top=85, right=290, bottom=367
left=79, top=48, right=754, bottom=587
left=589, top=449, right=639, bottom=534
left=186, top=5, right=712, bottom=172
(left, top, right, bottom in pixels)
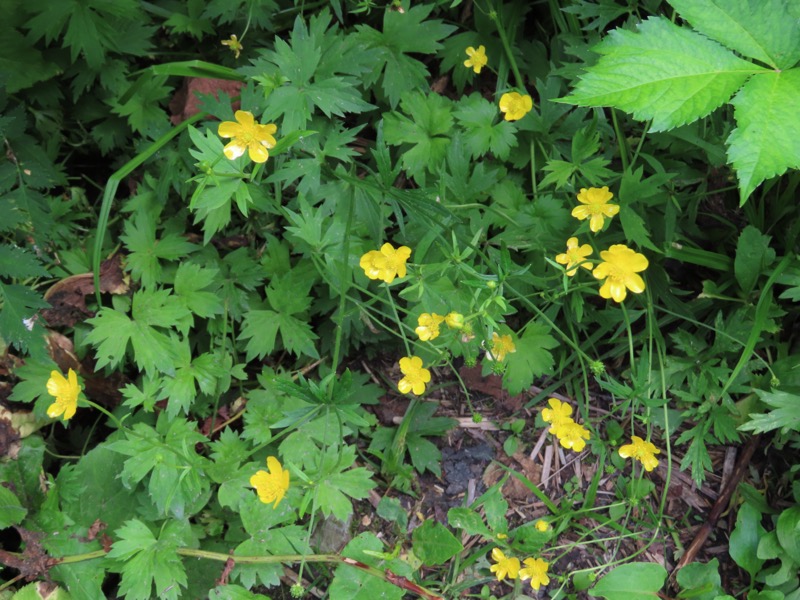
left=561, top=16, right=764, bottom=132
left=727, top=69, right=800, bottom=204
left=503, top=322, right=558, bottom=395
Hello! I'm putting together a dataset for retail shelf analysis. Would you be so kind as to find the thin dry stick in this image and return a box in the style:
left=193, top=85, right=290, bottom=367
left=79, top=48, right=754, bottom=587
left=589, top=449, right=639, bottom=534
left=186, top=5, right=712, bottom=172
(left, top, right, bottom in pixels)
left=673, top=435, right=761, bottom=573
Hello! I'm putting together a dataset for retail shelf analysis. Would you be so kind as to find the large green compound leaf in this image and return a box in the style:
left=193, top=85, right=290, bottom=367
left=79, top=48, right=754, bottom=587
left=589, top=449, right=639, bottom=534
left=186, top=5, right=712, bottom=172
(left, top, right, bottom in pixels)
left=668, top=0, right=800, bottom=70
left=727, top=69, right=800, bottom=204
left=561, top=16, right=764, bottom=132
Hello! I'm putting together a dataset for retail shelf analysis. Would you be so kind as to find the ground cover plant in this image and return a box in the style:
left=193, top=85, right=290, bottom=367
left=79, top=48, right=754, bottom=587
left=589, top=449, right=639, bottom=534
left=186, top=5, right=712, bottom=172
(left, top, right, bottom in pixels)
left=1, top=0, right=800, bottom=599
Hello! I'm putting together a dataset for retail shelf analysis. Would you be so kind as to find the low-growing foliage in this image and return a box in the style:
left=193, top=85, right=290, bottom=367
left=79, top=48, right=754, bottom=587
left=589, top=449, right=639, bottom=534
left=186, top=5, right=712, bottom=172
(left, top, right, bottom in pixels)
left=2, top=0, right=799, bottom=599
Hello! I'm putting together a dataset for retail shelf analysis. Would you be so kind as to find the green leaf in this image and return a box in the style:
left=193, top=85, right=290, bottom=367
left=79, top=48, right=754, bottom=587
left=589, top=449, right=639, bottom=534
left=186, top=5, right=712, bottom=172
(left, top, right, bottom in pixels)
left=734, top=225, right=775, bottom=294
left=355, top=5, right=456, bottom=107
left=729, top=502, right=766, bottom=578
left=453, top=94, right=518, bottom=160
left=740, top=390, right=800, bottom=434
left=0, top=282, right=49, bottom=353
left=0, top=485, right=26, bottom=528
left=447, top=507, right=492, bottom=538
left=726, top=69, right=800, bottom=204
left=85, top=290, right=191, bottom=375
left=503, top=323, right=558, bottom=395
left=173, top=263, right=224, bottom=318
left=383, top=91, right=453, bottom=185
left=667, top=0, right=800, bottom=69
left=121, top=212, right=198, bottom=288
left=0, top=244, right=50, bottom=279
left=411, top=519, right=463, bottom=566
left=589, top=563, right=667, bottom=599
left=329, top=533, right=404, bottom=600
left=776, top=506, right=800, bottom=564
left=108, top=519, right=194, bottom=600
left=675, top=559, right=723, bottom=600
left=561, top=16, right=762, bottom=131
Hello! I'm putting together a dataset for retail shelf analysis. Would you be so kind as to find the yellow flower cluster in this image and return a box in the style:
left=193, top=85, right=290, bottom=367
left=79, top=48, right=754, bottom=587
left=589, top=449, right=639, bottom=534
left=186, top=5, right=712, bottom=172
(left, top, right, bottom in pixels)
left=541, top=398, right=590, bottom=452
left=490, top=549, right=550, bottom=591
left=415, top=311, right=465, bottom=341
left=554, top=187, right=649, bottom=303
left=359, top=243, right=412, bottom=284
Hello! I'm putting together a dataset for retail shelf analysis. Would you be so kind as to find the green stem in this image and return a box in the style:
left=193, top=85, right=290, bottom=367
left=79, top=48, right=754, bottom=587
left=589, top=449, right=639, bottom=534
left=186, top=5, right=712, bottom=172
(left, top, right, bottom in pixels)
left=328, top=192, right=355, bottom=400
left=490, top=3, right=525, bottom=92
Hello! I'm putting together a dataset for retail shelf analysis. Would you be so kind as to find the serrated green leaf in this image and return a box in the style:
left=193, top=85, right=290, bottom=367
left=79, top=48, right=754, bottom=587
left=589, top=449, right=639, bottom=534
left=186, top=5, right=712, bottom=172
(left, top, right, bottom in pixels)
left=453, top=94, right=518, bottom=160
left=0, top=282, right=49, bottom=353
left=0, top=485, right=26, bottom=528
left=0, top=244, right=50, bottom=279
left=121, top=213, right=198, bottom=288
left=739, top=389, right=800, bottom=434
left=589, top=563, right=667, bottom=599
left=727, top=69, right=800, bottom=204
left=668, top=0, right=800, bottom=69
left=109, top=519, right=193, bottom=600
left=384, top=91, right=453, bottom=185
left=561, top=16, right=762, bottom=131
left=173, top=263, right=224, bottom=318
left=411, top=520, right=463, bottom=566
left=503, top=323, right=558, bottom=395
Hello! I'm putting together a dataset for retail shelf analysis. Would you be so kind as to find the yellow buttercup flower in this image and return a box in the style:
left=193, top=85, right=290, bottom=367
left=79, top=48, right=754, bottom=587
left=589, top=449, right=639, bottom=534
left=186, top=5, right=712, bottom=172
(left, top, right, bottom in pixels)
left=218, top=110, right=278, bottom=163
left=415, top=313, right=445, bottom=341
left=556, top=421, right=590, bottom=452
left=618, top=435, right=660, bottom=472
left=221, top=34, right=243, bottom=59
left=571, top=186, right=619, bottom=233
left=489, top=548, right=520, bottom=581
left=46, top=368, right=81, bottom=421
left=250, top=456, right=290, bottom=508
left=555, top=237, right=593, bottom=276
left=359, top=243, right=412, bottom=284
left=534, top=520, right=550, bottom=532
left=464, top=45, right=488, bottom=74
left=592, top=244, right=648, bottom=303
left=519, top=557, right=550, bottom=591
left=397, top=356, right=431, bottom=395
left=445, top=312, right=464, bottom=329
left=489, top=332, right=516, bottom=362
left=541, top=398, right=573, bottom=435
left=498, top=92, right=533, bottom=121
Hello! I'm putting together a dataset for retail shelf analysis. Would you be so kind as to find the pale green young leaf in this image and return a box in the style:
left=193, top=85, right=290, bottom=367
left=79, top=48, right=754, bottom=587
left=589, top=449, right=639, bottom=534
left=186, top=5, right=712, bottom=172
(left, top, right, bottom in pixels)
left=727, top=69, right=800, bottom=204
left=503, top=323, right=558, bottom=395
left=561, top=17, right=762, bottom=131
left=668, top=0, right=800, bottom=69
left=589, top=563, right=667, bottom=599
